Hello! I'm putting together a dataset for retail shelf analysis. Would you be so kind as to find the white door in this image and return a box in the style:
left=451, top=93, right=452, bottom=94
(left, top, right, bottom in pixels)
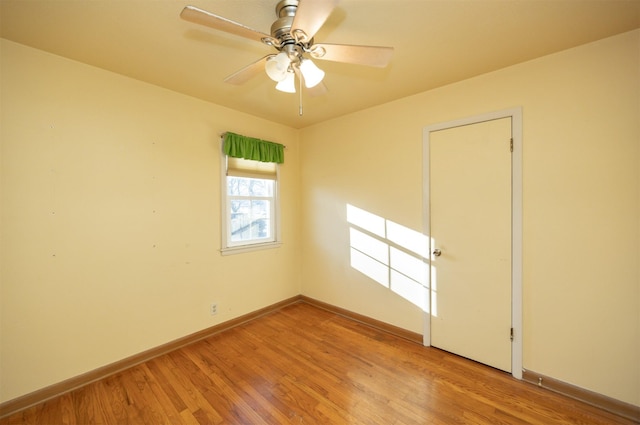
left=429, top=117, right=512, bottom=372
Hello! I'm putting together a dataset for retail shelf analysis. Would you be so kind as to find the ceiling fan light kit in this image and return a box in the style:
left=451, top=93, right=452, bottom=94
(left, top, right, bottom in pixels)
left=180, top=0, right=393, bottom=114
left=265, top=51, right=292, bottom=82
left=276, top=71, right=297, bottom=93
left=299, top=58, right=325, bottom=88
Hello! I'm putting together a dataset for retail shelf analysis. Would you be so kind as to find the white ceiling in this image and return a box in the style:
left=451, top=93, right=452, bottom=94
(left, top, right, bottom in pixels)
left=2, top=0, right=639, bottom=128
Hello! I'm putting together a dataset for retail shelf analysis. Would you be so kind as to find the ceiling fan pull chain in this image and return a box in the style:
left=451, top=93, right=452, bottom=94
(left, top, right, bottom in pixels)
left=299, top=73, right=303, bottom=116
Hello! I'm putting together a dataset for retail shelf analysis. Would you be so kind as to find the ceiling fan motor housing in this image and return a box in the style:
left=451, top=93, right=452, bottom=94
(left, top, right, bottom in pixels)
left=271, top=0, right=305, bottom=60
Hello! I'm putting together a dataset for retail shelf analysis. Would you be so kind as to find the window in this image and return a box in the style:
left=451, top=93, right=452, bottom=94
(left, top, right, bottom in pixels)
left=220, top=133, right=283, bottom=254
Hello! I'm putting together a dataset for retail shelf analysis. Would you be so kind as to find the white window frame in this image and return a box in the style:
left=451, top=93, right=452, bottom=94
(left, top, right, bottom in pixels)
left=220, top=150, right=282, bottom=255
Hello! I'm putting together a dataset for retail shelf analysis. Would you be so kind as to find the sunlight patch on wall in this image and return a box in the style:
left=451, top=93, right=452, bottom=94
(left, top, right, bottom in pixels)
left=350, top=247, right=389, bottom=287
left=347, top=204, right=430, bottom=312
left=350, top=228, right=388, bottom=265
left=387, top=220, right=429, bottom=258
left=347, top=203, right=385, bottom=237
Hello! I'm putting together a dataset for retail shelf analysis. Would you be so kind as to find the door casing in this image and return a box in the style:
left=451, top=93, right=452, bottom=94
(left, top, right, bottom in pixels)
left=422, top=108, right=523, bottom=380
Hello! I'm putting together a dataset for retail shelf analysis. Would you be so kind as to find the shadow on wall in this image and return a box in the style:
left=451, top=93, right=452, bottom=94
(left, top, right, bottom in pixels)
left=346, top=204, right=437, bottom=316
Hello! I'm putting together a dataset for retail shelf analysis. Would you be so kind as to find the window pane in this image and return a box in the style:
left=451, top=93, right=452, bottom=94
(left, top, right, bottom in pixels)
left=230, top=200, right=250, bottom=241
left=228, top=177, right=273, bottom=197
left=228, top=177, right=247, bottom=196
left=230, top=199, right=271, bottom=242
left=251, top=200, right=271, bottom=239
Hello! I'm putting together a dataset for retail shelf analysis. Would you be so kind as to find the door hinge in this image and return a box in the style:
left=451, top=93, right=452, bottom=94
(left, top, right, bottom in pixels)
left=510, top=327, right=514, bottom=342
left=509, top=138, right=514, bottom=153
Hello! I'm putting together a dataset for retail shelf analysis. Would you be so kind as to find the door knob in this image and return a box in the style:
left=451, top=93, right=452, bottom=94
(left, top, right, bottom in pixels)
left=433, top=248, right=442, bottom=257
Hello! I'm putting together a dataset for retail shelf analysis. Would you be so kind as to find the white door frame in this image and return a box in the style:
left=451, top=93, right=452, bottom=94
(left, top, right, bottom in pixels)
left=422, top=107, right=523, bottom=380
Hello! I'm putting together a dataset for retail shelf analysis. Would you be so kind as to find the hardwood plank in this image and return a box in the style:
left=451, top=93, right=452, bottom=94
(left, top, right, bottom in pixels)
left=1, top=302, right=636, bottom=425
left=142, top=361, right=188, bottom=421
left=152, top=353, right=223, bottom=424
left=71, top=385, right=105, bottom=425
left=185, top=341, right=294, bottom=424
left=91, top=378, right=128, bottom=425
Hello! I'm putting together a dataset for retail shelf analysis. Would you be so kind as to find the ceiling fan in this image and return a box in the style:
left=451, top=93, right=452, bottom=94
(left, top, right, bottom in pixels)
left=180, top=0, right=394, bottom=100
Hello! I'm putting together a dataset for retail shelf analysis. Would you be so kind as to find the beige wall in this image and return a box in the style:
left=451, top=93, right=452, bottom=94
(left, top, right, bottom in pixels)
left=0, top=39, right=301, bottom=403
left=300, top=30, right=639, bottom=406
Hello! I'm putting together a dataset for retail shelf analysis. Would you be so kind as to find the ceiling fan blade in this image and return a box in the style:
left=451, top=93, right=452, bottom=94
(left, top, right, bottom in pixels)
left=181, top=6, right=271, bottom=44
left=291, top=0, right=340, bottom=41
left=224, top=56, right=272, bottom=85
left=311, top=43, right=394, bottom=68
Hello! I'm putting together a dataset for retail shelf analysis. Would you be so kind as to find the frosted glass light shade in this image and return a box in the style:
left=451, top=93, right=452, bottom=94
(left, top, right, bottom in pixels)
left=265, top=52, right=291, bottom=82
left=299, top=58, right=325, bottom=88
left=276, top=71, right=296, bottom=93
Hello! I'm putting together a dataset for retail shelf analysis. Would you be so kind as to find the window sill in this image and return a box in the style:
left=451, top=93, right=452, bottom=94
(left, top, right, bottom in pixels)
left=220, top=241, right=282, bottom=256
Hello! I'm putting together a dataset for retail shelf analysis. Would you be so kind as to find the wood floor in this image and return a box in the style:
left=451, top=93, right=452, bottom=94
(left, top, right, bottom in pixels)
left=1, top=302, right=635, bottom=424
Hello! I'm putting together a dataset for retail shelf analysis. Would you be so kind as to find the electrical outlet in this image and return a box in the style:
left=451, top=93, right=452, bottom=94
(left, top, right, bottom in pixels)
left=210, top=303, right=218, bottom=316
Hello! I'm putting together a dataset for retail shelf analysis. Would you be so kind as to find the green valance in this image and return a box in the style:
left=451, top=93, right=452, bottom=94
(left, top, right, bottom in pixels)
left=223, top=132, right=284, bottom=164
